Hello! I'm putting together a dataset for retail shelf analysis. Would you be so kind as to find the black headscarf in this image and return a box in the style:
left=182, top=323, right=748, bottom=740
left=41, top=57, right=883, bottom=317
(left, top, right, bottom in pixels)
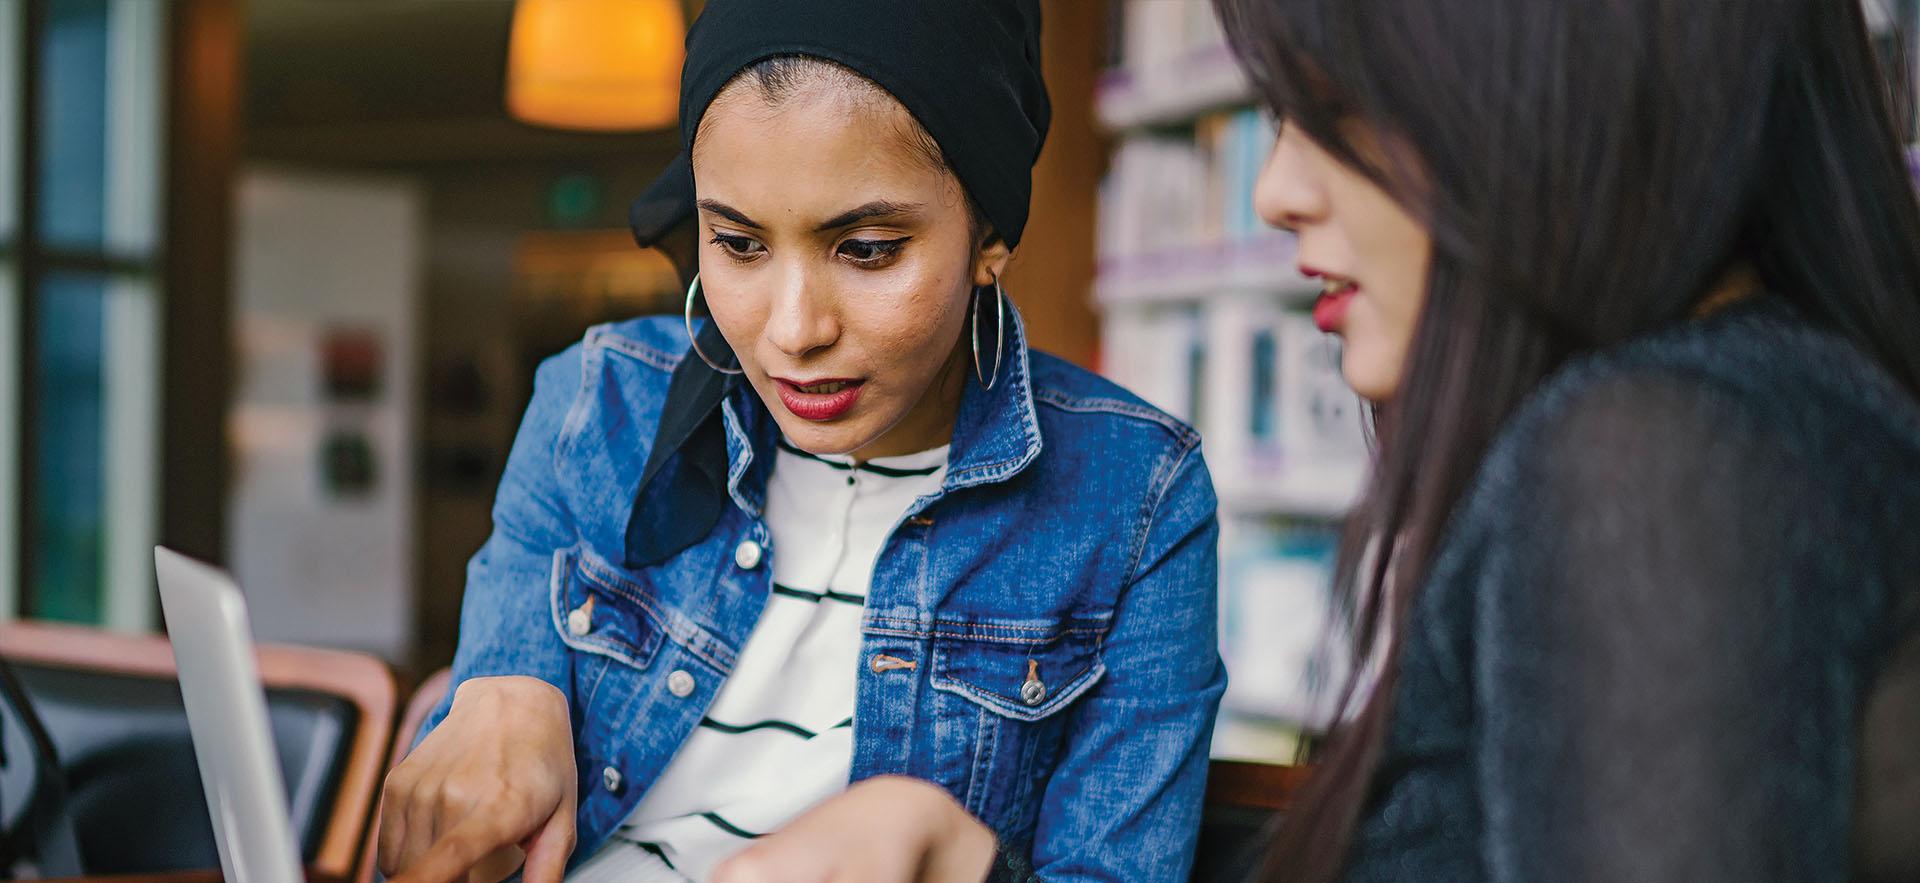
left=623, top=0, right=1050, bottom=569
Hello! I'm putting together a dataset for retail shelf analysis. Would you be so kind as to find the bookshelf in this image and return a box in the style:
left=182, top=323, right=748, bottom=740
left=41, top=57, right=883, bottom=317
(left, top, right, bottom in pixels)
left=1095, top=237, right=1316, bottom=307
left=1095, top=1, right=1366, bottom=762
left=1095, top=43, right=1254, bottom=131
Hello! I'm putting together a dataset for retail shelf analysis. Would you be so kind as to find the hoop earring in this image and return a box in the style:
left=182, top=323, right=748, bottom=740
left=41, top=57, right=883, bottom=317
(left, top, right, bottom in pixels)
left=684, top=274, right=744, bottom=375
left=972, top=274, right=1006, bottom=390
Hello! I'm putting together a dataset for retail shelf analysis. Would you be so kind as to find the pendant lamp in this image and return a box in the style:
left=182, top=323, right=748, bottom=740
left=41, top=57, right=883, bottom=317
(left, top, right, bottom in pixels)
left=506, top=0, right=685, bottom=131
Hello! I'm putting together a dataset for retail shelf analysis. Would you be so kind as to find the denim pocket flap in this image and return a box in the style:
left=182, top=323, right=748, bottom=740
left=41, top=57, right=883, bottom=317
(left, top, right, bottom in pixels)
left=930, top=616, right=1109, bottom=722
left=549, top=546, right=669, bottom=669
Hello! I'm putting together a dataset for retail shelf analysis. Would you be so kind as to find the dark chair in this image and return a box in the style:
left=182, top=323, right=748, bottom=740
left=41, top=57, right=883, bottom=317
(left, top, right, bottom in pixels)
left=0, top=621, right=395, bottom=879
left=1190, top=760, right=1311, bottom=882
left=1, top=652, right=83, bottom=876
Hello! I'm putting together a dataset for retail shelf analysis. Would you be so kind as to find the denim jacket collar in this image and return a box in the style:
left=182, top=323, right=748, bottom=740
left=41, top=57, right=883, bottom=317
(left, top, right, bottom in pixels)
left=719, top=304, right=1044, bottom=516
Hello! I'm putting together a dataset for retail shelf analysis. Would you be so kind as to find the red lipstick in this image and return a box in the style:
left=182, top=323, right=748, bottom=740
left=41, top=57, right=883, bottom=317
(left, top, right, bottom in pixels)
left=1300, top=265, right=1359, bottom=334
left=774, top=377, right=865, bottom=421
left=1313, top=287, right=1358, bottom=333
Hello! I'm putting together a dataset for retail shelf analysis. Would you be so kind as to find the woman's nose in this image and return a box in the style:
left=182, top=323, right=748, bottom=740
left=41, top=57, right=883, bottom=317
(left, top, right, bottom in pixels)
left=1254, top=121, right=1330, bottom=234
left=762, top=263, right=841, bottom=360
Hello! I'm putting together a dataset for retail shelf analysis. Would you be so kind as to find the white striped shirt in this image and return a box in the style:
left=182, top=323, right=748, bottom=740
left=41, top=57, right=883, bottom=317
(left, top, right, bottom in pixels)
left=568, top=440, right=949, bottom=882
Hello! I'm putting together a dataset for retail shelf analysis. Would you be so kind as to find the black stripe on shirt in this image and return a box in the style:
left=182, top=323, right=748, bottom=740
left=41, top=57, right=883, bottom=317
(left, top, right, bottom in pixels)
left=776, top=439, right=941, bottom=478
left=773, top=582, right=867, bottom=605
left=698, top=715, right=855, bottom=739
left=609, top=834, right=677, bottom=870
left=700, top=811, right=764, bottom=840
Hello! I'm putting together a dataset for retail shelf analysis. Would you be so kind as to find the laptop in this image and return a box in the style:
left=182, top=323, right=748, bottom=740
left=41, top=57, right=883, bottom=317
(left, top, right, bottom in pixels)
left=153, top=545, right=306, bottom=883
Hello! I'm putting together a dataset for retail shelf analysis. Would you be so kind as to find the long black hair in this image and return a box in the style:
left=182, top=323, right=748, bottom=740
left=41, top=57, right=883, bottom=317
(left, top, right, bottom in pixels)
left=1208, top=0, right=1920, bottom=878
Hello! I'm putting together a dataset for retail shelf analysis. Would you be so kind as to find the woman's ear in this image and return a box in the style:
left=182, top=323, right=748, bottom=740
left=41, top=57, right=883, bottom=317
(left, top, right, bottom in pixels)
left=973, top=237, right=1014, bottom=288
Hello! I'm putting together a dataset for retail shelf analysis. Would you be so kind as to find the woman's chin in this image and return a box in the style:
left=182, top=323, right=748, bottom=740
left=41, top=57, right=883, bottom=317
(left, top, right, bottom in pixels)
left=1341, top=349, right=1400, bottom=403
left=772, top=417, right=873, bottom=456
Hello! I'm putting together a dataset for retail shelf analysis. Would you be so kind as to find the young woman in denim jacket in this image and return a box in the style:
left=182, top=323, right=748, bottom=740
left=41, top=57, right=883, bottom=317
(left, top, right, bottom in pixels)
left=376, top=3, right=1225, bottom=882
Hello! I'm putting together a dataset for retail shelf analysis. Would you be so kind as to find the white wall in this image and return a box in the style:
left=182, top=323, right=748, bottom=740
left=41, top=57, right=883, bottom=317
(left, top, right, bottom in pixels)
left=229, top=167, right=421, bottom=661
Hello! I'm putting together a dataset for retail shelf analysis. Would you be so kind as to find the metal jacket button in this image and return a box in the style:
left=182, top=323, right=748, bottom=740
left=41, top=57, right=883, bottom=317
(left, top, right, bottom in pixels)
left=602, top=766, right=624, bottom=793
left=566, top=597, right=594, bottom=636
left=667, top=669, right=696, bottom=697
left=1020, top=659, right=1047, bottom=706
left=734, top=539, right=764, bottom=570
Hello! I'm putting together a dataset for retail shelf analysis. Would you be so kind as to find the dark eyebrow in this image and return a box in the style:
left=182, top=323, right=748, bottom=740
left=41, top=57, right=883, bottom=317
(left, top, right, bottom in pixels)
left=814, top=200, right=924, bottom=232
left=697, top=199, right=764, bottom=230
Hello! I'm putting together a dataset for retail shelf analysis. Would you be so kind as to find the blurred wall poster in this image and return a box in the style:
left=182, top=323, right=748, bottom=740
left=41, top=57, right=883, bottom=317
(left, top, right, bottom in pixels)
left=229, top=169, right=421, bottom=661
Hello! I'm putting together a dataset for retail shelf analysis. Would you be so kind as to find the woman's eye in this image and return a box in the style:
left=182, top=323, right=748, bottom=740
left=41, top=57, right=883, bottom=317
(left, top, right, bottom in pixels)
left=709, top=233, right=764, bottom=259
left=838, top=237, right=909, bottom=267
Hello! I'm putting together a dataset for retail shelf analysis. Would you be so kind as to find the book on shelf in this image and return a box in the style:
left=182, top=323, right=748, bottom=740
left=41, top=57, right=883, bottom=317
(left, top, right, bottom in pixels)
left=1100, top=300, right=1369, bottom=513
left=1118, top=0, right=1228, bottom=71
left=1218, top=520, right=1348, bottom=730
left=1099, top=1, right=1250, bottom=130
left=1098, top=108, right=1280, bottom=269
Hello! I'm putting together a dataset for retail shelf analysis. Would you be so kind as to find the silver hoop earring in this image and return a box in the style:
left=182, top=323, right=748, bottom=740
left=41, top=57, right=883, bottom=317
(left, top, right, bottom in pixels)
left=972, top=274, right=1006, bottom=390
left=684, top=274, right=744, bottom=375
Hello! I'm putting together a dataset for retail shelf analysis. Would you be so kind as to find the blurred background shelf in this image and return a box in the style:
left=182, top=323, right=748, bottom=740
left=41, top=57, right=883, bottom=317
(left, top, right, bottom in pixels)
left=1096, top=44, right=1254, bottom=132
left=1095, top=0, right=1371, bottom=761
left=1096, top=238, right=1317, bottom=307
left=1216, top=460, right=1368, bottom=520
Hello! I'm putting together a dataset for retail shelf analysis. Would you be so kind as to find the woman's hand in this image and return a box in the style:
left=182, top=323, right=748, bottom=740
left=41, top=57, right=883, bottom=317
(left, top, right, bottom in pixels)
left=378, top=675, right=579, bottom=883
left=711, top=776, right=999, bottom=883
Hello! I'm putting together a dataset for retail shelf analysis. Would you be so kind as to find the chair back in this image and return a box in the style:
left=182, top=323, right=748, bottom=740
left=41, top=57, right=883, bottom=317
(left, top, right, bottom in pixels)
left=1190, top=760, right=1312, bottom=882
left=0, top=621, right=395, bottom=878
left=0, top=653, right=82, bottom=875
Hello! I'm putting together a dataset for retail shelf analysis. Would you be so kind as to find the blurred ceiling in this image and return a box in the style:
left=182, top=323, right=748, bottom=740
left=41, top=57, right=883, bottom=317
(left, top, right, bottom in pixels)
left=245, top=0, right=698, bottom=167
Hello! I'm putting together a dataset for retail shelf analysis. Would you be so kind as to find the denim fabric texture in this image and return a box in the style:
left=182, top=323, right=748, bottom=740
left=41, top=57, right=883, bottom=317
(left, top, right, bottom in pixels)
left=423, top=307, right=1227, bottom=881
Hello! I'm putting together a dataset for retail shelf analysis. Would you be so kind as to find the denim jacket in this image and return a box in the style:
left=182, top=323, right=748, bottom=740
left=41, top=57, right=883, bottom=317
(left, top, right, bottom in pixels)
left=424, top=307, right=1226, bottom=880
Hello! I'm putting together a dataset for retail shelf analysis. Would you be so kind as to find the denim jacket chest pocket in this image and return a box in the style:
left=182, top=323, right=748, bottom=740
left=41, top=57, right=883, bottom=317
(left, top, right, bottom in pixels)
left=922, top=612, right=1111, bottom=831
left=548, top=544, right=734, bottom=799
left=550, top=546, right=671, bottom=673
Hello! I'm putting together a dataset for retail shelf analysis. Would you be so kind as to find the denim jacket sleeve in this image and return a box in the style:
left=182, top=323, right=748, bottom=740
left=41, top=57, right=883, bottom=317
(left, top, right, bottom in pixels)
left=419, top=346, right=584, bottom=738
left=1028, top=442, right=1226, bottom=880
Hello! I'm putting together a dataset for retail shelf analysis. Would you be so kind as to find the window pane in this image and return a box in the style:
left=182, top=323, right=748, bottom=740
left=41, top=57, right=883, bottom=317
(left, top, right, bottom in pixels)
left=34, top=0, right=163, bottom=256
left=0, top=262, right=17, bottom=619
left=31, top=271, right=107, bottom=623
left=37, top=0, right=109, bottom=250
left=27, top=271, right=158, bottom=628
left=100, top=275, right=158, bottom=631
left=103, top=0, right=164, bottom=256
left=0, top=0, right=19, bottom=246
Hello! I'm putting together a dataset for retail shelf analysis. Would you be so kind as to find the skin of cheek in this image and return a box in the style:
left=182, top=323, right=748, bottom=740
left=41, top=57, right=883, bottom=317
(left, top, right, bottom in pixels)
left=1337, top=164, right=1431, bottom=400
left=1287, top=125, right=1433, bottom=402
left=690, top=85, right=986, bottom=459
left=842, top=264, right=972, bottom=450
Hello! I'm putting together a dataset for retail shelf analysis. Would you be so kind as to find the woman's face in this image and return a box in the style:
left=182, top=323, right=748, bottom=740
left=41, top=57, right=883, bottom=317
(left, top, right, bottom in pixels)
left=691, top=80, right=1009, bottom=459
left=1255, top=121, right=1432, bottom=401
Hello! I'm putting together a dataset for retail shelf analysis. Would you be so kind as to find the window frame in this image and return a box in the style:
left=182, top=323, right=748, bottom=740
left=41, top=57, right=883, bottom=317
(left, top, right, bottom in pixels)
left=7, top=0, right=167, bottom=628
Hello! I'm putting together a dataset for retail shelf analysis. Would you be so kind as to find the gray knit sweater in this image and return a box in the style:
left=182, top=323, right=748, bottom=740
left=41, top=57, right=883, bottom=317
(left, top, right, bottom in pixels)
left=1344, top=298, right=1920, bottom=882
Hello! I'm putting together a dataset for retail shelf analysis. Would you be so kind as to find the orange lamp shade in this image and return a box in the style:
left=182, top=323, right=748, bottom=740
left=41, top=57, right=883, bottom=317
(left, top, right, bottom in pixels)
left=506, top=0, right=686, bottom=131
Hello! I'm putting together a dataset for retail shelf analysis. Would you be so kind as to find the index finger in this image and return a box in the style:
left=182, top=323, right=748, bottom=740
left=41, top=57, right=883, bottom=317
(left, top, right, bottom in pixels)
left=387, top=809, right=519, bottom=883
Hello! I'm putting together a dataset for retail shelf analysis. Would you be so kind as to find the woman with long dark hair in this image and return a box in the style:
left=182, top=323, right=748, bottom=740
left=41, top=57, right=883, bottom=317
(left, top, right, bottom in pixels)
left=1209, top=0, right=1920, bottom=879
